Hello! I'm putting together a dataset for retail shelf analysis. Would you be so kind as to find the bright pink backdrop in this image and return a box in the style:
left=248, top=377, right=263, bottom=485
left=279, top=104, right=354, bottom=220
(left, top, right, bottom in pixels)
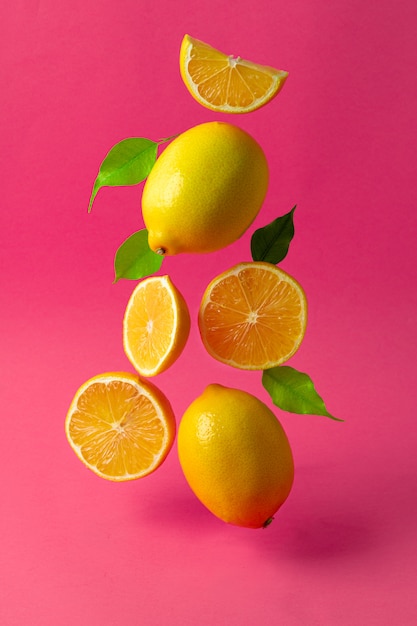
left=2, top=1, right=417, bottom=624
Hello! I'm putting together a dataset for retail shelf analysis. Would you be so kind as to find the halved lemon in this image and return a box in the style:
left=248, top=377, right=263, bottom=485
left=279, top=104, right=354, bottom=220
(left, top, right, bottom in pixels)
left=123, top=275, right=190, bottom=377
left=65, top=372, right=176, bottom=481
left=179, top=34, right=288, bottom=114
left=198, top=262, right=307, bottom=370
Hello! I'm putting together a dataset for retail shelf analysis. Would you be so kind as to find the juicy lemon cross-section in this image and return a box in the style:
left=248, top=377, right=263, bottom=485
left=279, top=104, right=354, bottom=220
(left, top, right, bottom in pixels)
left=198, top=261, right=307, bottom=370
left=123, top=275, right=191, bottom=377
left=179, top=34, right=289, bottom=113
left=65, top=372, right=176, bottom=481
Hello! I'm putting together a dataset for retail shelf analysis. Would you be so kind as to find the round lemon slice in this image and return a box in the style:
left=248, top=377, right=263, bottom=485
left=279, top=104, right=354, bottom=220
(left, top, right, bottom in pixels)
left=65, top=372, right=176, bottom=481
left=198, top=262, right=307, bottom=370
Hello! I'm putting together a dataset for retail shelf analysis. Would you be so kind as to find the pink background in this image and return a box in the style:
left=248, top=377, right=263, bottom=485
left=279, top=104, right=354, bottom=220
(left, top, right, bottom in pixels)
left=2, top=1, right=416, bottom=624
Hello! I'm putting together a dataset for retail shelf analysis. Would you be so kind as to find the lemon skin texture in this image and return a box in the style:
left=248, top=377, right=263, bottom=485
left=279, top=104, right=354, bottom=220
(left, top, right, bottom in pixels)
left=177, top=384, right=294, bottom=529
left=141, top=122, right=269, bottom=255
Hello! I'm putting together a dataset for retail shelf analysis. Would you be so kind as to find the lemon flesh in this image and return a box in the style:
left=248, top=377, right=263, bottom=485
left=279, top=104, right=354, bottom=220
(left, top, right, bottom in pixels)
left=123, top=275, right=191, bottom=377
left=179, top=34, right=289, bottom=114
left=65, top=372, right=176, bottom=481
left=142, top=122, right=269, bottom=255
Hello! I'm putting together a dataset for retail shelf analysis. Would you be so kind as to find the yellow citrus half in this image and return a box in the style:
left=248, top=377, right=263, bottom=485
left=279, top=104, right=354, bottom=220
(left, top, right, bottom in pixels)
left=65, top=372, right=176, bottom=481
left=198, top=261, right=307, bottom=370
left=179, top=34, right=289, bottom=114
left=178, top=384, right=294, bottom=529
left=123, top=275, right=190, bottom=377
left=141, top=121, right=269, bottom=255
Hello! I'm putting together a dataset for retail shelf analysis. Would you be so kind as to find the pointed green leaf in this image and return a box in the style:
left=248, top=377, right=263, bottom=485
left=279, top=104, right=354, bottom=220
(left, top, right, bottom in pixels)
left=251, top=206, right=296, bottom=264
left=113, top=230, right=163, bottom=282
left=262, top=366, right=342, bottom=421
left=88, top=138, right=158, bottom=212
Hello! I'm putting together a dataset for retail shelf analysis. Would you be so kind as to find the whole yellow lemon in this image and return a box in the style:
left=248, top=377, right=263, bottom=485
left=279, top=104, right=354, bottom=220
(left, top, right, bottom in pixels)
left=177, top=384, right=294, bottom=529
left=142, top=122, right=269, bottom=255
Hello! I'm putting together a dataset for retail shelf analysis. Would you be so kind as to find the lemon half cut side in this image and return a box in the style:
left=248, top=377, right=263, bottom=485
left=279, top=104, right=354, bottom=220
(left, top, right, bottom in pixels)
left=65, top=372, right=176, bottom=481
left=123, top=275, right=191, bottom=377
left=198, top=262, right=307, bottom=370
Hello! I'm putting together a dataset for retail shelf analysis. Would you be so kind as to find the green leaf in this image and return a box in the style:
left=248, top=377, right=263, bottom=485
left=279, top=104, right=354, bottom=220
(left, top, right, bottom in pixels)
left=262, top=366, right=343, bottom=421
left=113, top=230, right=163, bottom=282
left=88, top=138, right=158, bottom=212
left=251, top=206, right=296, bottom=264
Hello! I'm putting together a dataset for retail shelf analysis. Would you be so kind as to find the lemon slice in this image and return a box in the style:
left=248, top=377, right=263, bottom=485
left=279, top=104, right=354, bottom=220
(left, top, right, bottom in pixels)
left=198, top=262, right=307, bottom=370
left=179, top=34, right=288, bottom=113
left=65, top=372, right=176, bottom=481
left=123, top=275, right=190, bottom=377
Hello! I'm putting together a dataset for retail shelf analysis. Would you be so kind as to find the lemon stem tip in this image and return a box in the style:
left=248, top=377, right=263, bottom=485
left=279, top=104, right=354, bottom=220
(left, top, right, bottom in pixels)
left=262, top=517, right=274, bottom=529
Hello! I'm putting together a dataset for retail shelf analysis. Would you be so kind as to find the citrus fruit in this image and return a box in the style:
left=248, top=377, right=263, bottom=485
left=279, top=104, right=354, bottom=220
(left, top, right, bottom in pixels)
left=179, top=34, right=289, bottom=114
left=177, top=384, right=294, bottom=528
left=198, top=261, right=307, bottom=370
left=141, top=121, right=269, bottom=255
left=123, top=275, right=190, bottom=377
left=65, top=372, right=176, bottom=481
